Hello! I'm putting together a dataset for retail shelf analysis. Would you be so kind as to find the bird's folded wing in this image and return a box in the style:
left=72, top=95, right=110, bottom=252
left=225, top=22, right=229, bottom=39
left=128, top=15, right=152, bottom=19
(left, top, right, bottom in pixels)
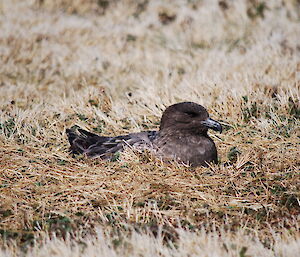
left=66, top=127, right=158, bottom=159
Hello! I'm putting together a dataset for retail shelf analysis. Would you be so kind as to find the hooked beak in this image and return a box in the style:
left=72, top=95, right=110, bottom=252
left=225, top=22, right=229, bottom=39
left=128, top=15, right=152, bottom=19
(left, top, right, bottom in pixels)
left=201, top=118, right=222, bottom=133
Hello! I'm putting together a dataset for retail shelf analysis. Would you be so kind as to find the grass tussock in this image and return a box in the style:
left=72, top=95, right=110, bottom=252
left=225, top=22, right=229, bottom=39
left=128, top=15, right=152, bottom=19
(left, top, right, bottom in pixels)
left=0, top=0, right=300, bottom=256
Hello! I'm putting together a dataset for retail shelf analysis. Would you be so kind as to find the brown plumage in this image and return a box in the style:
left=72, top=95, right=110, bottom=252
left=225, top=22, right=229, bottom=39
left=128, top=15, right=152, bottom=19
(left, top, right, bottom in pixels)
left=66, top=102, right=222, bottom=167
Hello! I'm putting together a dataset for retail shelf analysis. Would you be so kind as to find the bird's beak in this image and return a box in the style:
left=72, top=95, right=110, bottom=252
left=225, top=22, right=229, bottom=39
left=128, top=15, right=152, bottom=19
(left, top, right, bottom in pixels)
left=201, top=118, right=222, bottom=133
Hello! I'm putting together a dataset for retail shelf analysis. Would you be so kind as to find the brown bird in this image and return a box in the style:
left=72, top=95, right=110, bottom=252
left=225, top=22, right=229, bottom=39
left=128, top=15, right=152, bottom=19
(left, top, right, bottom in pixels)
left=66, top=102, right=222, bottom=167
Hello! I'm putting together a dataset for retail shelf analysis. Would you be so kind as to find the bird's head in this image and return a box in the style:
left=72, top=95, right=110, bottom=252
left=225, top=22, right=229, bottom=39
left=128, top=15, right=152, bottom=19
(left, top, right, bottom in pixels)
left=159, top=102, right=222, bottom=135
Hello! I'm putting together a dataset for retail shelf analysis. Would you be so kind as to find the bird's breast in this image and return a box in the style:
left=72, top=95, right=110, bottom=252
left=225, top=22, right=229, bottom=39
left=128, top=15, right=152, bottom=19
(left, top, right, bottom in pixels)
left=154, top=132, right=217, bottom=166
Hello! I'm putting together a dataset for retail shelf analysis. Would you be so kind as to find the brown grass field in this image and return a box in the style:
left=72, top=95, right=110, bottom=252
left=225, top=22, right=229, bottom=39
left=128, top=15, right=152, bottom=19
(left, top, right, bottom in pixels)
left=0, top=0, right=300, bottom=256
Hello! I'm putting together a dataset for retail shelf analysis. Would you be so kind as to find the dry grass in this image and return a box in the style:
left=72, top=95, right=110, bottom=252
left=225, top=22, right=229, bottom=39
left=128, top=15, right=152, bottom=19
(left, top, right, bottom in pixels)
left=0, top=0, right=300, bottom=256
left=2, top=226, right=300, bottom=257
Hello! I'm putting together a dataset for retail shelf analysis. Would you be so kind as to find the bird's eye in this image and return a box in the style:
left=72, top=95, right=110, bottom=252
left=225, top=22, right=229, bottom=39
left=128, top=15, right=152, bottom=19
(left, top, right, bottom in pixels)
left=185, top=112, right=198, bottom=117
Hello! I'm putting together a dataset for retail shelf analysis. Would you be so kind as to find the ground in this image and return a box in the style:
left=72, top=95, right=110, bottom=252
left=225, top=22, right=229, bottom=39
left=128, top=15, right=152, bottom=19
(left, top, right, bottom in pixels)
left=0, top=0, right=299, bottom=256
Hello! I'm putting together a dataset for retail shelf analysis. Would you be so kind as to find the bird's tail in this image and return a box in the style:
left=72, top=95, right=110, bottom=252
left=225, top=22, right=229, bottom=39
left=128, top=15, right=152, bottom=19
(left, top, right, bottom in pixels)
left=66, top=126, right=105, bottom=155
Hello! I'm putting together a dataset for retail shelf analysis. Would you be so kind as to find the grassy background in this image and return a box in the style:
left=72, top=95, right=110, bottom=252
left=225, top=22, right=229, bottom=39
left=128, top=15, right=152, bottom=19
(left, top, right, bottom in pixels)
left=0, top=0, right=299, bottom=256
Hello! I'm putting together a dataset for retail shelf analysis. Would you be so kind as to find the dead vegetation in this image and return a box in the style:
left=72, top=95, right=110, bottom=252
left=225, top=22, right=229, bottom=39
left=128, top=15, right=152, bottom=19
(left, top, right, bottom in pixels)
left=0, top=0, right=299, bottom=256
